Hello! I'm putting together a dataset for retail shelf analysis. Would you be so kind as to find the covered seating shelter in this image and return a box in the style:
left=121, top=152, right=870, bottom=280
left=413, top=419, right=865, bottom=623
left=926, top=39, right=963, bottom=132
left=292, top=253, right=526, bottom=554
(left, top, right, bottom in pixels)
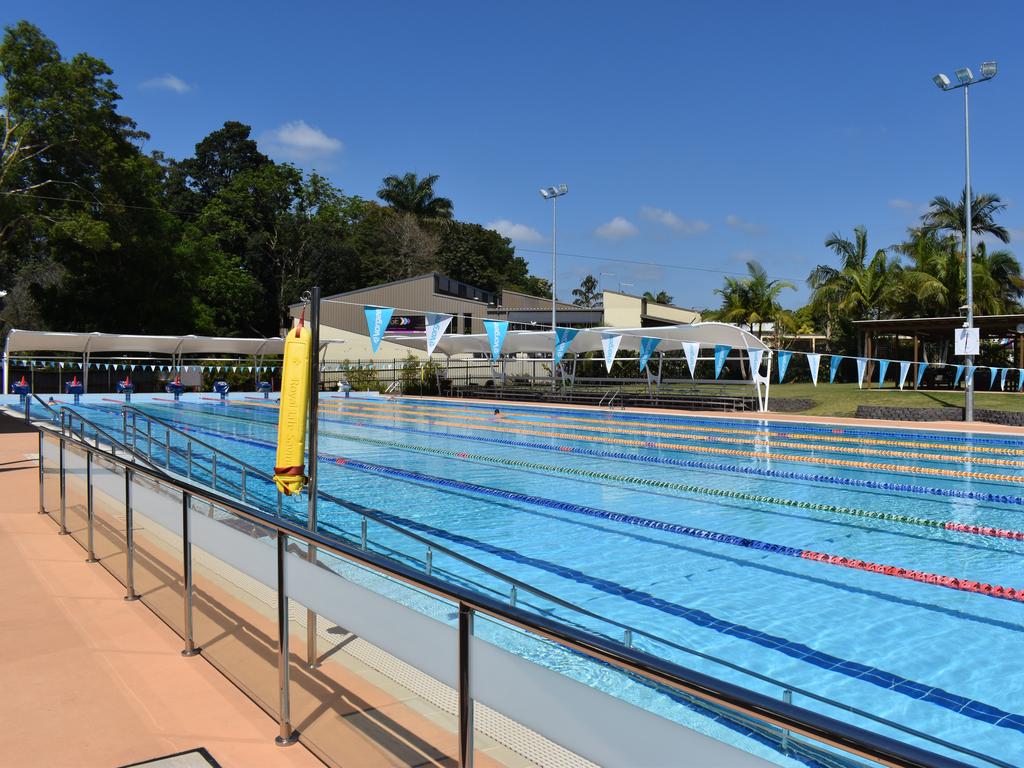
left=3, top=330, right=285, bottom=392
left=384, top=322, right=774, bottom=410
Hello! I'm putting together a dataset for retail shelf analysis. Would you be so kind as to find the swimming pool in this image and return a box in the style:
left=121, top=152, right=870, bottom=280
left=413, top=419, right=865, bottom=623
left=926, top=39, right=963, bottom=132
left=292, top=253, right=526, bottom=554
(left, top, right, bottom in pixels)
left=53, top=395, right=1024, bottom=765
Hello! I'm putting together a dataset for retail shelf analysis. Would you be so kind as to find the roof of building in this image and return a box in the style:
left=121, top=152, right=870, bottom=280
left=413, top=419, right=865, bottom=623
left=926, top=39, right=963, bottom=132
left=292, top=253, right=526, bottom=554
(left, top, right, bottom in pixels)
left=852, top=314, right=1024, bottom=336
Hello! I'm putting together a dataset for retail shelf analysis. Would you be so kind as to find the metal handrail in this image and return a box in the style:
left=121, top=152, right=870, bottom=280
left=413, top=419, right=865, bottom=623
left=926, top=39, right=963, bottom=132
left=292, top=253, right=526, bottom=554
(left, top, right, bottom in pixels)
left=79, top=404, right=1003, bottom=766
left=43, top=425, right=982, bottom=768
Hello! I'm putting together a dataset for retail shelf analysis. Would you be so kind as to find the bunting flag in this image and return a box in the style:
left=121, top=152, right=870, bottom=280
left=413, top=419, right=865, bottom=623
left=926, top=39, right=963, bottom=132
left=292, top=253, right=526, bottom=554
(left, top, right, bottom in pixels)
left=916, top=362, right=928, bottom=389
left=877, top=359, right=890, bottom=388
left=424, top=312, right=453, bottom=356
left=898, top=361, right=911, bottom=391
left=965, top=365, right=976, bottom=385
left=682, top=342, right=699, bottom=378
left=553, top=327, right=579, bottom=366
left=364, top=306, right=395, bottom=353
left=483, top=319, right=508, bottom=362
left=806, top=353, right=821, bottom=386
left=855, top=357, right=867, bottom=389
left=601, top=333, right=623, bottom=372
left=829, top=355, right=843, bottom=384
left=1019, top=369, right=1024, bottom=392
left=713, top=345, right=731, bottom=379
left=1000, top=367, right=1008, bottom=390
left=747, top=348, right=764, bottom=379
left=638, top=337, right=661, bottom=372
left=953, top=365, right=965, bottom=387
left=776, top=350, right=793, bottom=382
left=989, top=367, right=999, bottom=389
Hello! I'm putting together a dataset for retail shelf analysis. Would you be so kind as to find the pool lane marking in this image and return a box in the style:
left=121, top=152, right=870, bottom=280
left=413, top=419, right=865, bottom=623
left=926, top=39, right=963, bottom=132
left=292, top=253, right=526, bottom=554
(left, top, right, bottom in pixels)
left=197, top=400, right=1024, bottom=507
left=327, top=398, right=1024, bottom=457
left=312, top=404, right=1024, bottom=485
left=161, top=414, right=1024, bottom=604
left=140, top=409, right=1024, bottom=734
left=332, top=432, right=1024, bottom=541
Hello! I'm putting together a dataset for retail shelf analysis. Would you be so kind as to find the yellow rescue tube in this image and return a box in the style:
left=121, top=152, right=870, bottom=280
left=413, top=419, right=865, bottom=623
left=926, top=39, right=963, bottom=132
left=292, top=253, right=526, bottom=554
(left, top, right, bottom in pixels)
left=274, top=323, right=312, bottom=495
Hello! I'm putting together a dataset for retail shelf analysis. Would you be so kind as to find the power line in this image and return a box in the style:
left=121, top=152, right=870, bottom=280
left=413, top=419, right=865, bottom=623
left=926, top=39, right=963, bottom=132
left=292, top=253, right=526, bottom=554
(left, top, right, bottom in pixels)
left=513, top=247, right=807, bottom=284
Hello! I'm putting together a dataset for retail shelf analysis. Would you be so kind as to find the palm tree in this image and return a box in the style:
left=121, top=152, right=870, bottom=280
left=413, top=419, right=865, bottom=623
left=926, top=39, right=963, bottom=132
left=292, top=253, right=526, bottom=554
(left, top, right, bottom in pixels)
left=920, top=190, right=1009, bottom=251
left=572, top=274, right=600, bottom=307
left=712, top=260, right=795, bottom=337
left=376, top=172, right=454, bottom=219
left=642, top=290, right=674, bottom=304
left=808, top=226, right=902, bottom=324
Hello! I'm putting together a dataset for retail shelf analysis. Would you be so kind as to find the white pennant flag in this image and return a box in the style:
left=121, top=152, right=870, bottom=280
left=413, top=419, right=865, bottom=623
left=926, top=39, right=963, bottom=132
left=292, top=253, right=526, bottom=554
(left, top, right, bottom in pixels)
left=424, top=313, right=453, bottom=356
left=806, top=353, right=821, bottom=386
left=898, top=360, right=911, bottom=390
left=855, top=357, right=867, bottom=388
left=601, top=333, right=622, bottom=372
left=682, top=342, right=699, bottom=379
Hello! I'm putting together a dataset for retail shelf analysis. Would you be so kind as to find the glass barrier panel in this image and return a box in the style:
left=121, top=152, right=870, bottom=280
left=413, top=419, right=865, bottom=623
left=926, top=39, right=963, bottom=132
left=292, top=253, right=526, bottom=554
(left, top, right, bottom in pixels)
left=90, top=455, right=127, bottom=586
left=285, top=545, right=474, bottom=766
left=189, top=499, right=280, bottom=718
left=63, top=442, right=89, bottom=547
left=131, top=474, right=185, bottom=637
left=42, top=433, right=61, bottom=522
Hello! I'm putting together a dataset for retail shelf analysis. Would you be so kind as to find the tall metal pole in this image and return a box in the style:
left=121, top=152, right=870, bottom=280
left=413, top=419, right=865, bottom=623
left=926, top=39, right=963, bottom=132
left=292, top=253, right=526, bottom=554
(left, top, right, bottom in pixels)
left=963, top=85, right=975, bottom=423
left=305, top=286, right=321, bottom=667
left=551, top=195, right=557, bottom=393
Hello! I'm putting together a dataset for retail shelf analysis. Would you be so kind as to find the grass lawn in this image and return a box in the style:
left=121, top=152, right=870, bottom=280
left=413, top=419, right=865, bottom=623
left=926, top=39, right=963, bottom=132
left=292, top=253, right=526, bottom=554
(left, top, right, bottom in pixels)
left=768, top=382, right=1024, bottom=417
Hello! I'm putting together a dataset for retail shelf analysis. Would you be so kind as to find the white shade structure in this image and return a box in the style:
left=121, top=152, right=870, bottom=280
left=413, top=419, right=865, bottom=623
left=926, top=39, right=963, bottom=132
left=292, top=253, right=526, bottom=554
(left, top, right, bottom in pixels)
left=383, top=322, right=769, bottom=357
left=3, top=329, right=284, bottom=391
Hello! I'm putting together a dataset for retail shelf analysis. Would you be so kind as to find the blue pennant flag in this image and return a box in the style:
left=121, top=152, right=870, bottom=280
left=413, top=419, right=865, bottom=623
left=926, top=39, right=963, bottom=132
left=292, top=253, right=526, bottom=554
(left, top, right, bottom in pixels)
left=989, top=367, right=999, bottom=389
left=915, top=362, right=928, bottom=389
left=953, top=365, right=965, bottom=387
left=1019, top=369, right=1024, bottom=392
left=829, top=355, right=843, bottom=383
left=713, top=344, right=731, bottom=379
left=483, top=319, right=508, bottom=362
left=364, top=306, right=395, bottom=353
left=553, top=327, right=579, bottom=366
left=965, top=365, right=976, bottom=385
left=806, top=353, right=821, bottom=386
left=877, top=359, right=890, bottom=387
left=776, top=350, right=793, bottom=382
left=1000, top=367, right=1008, bottom=390
left=638, top=337, right=661, bottom=372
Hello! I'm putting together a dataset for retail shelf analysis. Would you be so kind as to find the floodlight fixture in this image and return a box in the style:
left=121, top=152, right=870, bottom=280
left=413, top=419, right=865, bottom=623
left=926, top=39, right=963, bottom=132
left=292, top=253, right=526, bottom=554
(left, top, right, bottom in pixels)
left=955, top=67, right=974, bottom=84
left=933, top=73, right=951, bottom=90
left=980, top=61, right=997, bottom=78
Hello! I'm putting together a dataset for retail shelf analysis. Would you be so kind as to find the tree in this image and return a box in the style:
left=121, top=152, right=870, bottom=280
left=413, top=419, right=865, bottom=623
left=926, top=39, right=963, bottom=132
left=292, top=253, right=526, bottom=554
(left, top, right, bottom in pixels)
left=920, top=190, right=1009, bottom=252
left=377, top=172, right=453, bottom=219
left=711, top=260, right=795, bottom=337
left=643, top=290, right=674, bottom=305
left=572, top=274, right=600, bottom=307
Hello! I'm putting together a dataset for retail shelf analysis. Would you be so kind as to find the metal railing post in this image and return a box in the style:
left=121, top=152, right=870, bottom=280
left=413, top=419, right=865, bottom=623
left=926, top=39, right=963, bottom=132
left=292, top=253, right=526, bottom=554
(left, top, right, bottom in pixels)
left=181, top=491, right=199, bottom=657
left=782, top=689, right=793, bottom=752
left=186, top=441, right=193, bottom=479
left=304, top=286, right=322, bottom=670
left=146, top=418, right=152, bottom=461
left=165, top=428, right=171, bottom=468
left=85, top=452, right=98, bottom=563
left=241, top=467, right=247, bottom=502
left=58, top=438, right=68, bottom=535
left=211, top=453, right=218, bottom=489
left=275, top=532, right=297, bottom=746
left=360, top=517, right=368, bottom=549
left=124, top=468, right=139, bottom=601
left=122, top=409, right=127, bottom=446
left=425, top=546, right=433, bottom=576
left=37, top=431, right=45, bottom=514
left=24, top=393, right=30, bottom=423
left=458, top=603, right=474, bottom=768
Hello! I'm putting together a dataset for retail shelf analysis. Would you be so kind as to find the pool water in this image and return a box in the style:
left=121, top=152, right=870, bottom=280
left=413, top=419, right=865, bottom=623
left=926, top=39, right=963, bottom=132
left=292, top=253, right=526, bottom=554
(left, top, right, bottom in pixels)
left=66, top=396, right=1024, bottom=766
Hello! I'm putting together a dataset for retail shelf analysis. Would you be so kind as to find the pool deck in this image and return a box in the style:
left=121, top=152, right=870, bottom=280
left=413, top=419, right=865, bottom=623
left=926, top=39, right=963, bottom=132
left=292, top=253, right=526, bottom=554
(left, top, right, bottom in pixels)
left=0, top=420, right=322, bottom=768
left=400, top=395, right=1024, bottom=436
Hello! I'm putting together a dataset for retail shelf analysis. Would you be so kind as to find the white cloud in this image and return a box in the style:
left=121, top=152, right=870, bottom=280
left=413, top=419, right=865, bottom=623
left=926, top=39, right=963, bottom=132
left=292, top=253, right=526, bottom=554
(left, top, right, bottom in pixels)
left=888, top=199, right=916, bottom=210
left=639, top=206, right=709, bottom=235
left=260, top=120, right=343, bottom=161
left=486, top=219, right=545, bottom=243
left=141, top=74, right=192, bottom=94
left=724, top=214, right=765, bottom=235
left=595, top=217, right=639, bottom=240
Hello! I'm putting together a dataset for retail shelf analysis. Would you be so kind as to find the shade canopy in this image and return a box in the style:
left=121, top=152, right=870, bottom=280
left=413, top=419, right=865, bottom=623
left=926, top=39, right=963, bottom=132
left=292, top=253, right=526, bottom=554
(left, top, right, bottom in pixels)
left=3, top=329, right=284, bottom=357
left=383, top=322, right=769, bottom=357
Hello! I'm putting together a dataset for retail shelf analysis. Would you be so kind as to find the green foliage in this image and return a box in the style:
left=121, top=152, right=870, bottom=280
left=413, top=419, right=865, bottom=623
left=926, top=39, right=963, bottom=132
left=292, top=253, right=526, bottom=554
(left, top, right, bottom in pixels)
left=709, top=260, right=795, bottom=341
left=572, top=274, right=600, bottom=307
left=377, top=172, right=453, bottom=219
left=643, top=290, right=674, bottom=304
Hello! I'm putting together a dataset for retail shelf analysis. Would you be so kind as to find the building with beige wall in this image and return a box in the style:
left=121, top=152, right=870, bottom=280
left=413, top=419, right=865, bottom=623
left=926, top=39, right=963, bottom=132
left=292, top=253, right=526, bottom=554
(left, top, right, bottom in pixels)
left=290, top=274, right=700, bottom=361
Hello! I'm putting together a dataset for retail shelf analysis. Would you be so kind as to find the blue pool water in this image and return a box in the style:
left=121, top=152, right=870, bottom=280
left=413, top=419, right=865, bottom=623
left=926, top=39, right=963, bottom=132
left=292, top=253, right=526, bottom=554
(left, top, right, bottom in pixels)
left=59, top=396, right=1024, bottom=765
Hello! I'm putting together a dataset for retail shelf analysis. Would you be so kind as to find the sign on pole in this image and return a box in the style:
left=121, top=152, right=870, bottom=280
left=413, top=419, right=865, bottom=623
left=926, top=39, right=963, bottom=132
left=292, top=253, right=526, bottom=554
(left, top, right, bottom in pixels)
left=954, top=327, right=980, bottom=356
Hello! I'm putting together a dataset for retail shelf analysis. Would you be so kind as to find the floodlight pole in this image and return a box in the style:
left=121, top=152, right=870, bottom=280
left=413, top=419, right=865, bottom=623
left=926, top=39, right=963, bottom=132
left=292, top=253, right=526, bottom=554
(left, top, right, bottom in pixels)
left=540, top=185, right=568, bottom=393
left=934, top=62, right=996, bottom=423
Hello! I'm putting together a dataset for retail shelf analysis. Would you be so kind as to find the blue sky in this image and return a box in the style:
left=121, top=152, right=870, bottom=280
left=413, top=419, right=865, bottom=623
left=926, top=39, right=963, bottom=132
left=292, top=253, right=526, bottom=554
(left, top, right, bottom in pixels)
left=8, top=1, right=1024, bottom=310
